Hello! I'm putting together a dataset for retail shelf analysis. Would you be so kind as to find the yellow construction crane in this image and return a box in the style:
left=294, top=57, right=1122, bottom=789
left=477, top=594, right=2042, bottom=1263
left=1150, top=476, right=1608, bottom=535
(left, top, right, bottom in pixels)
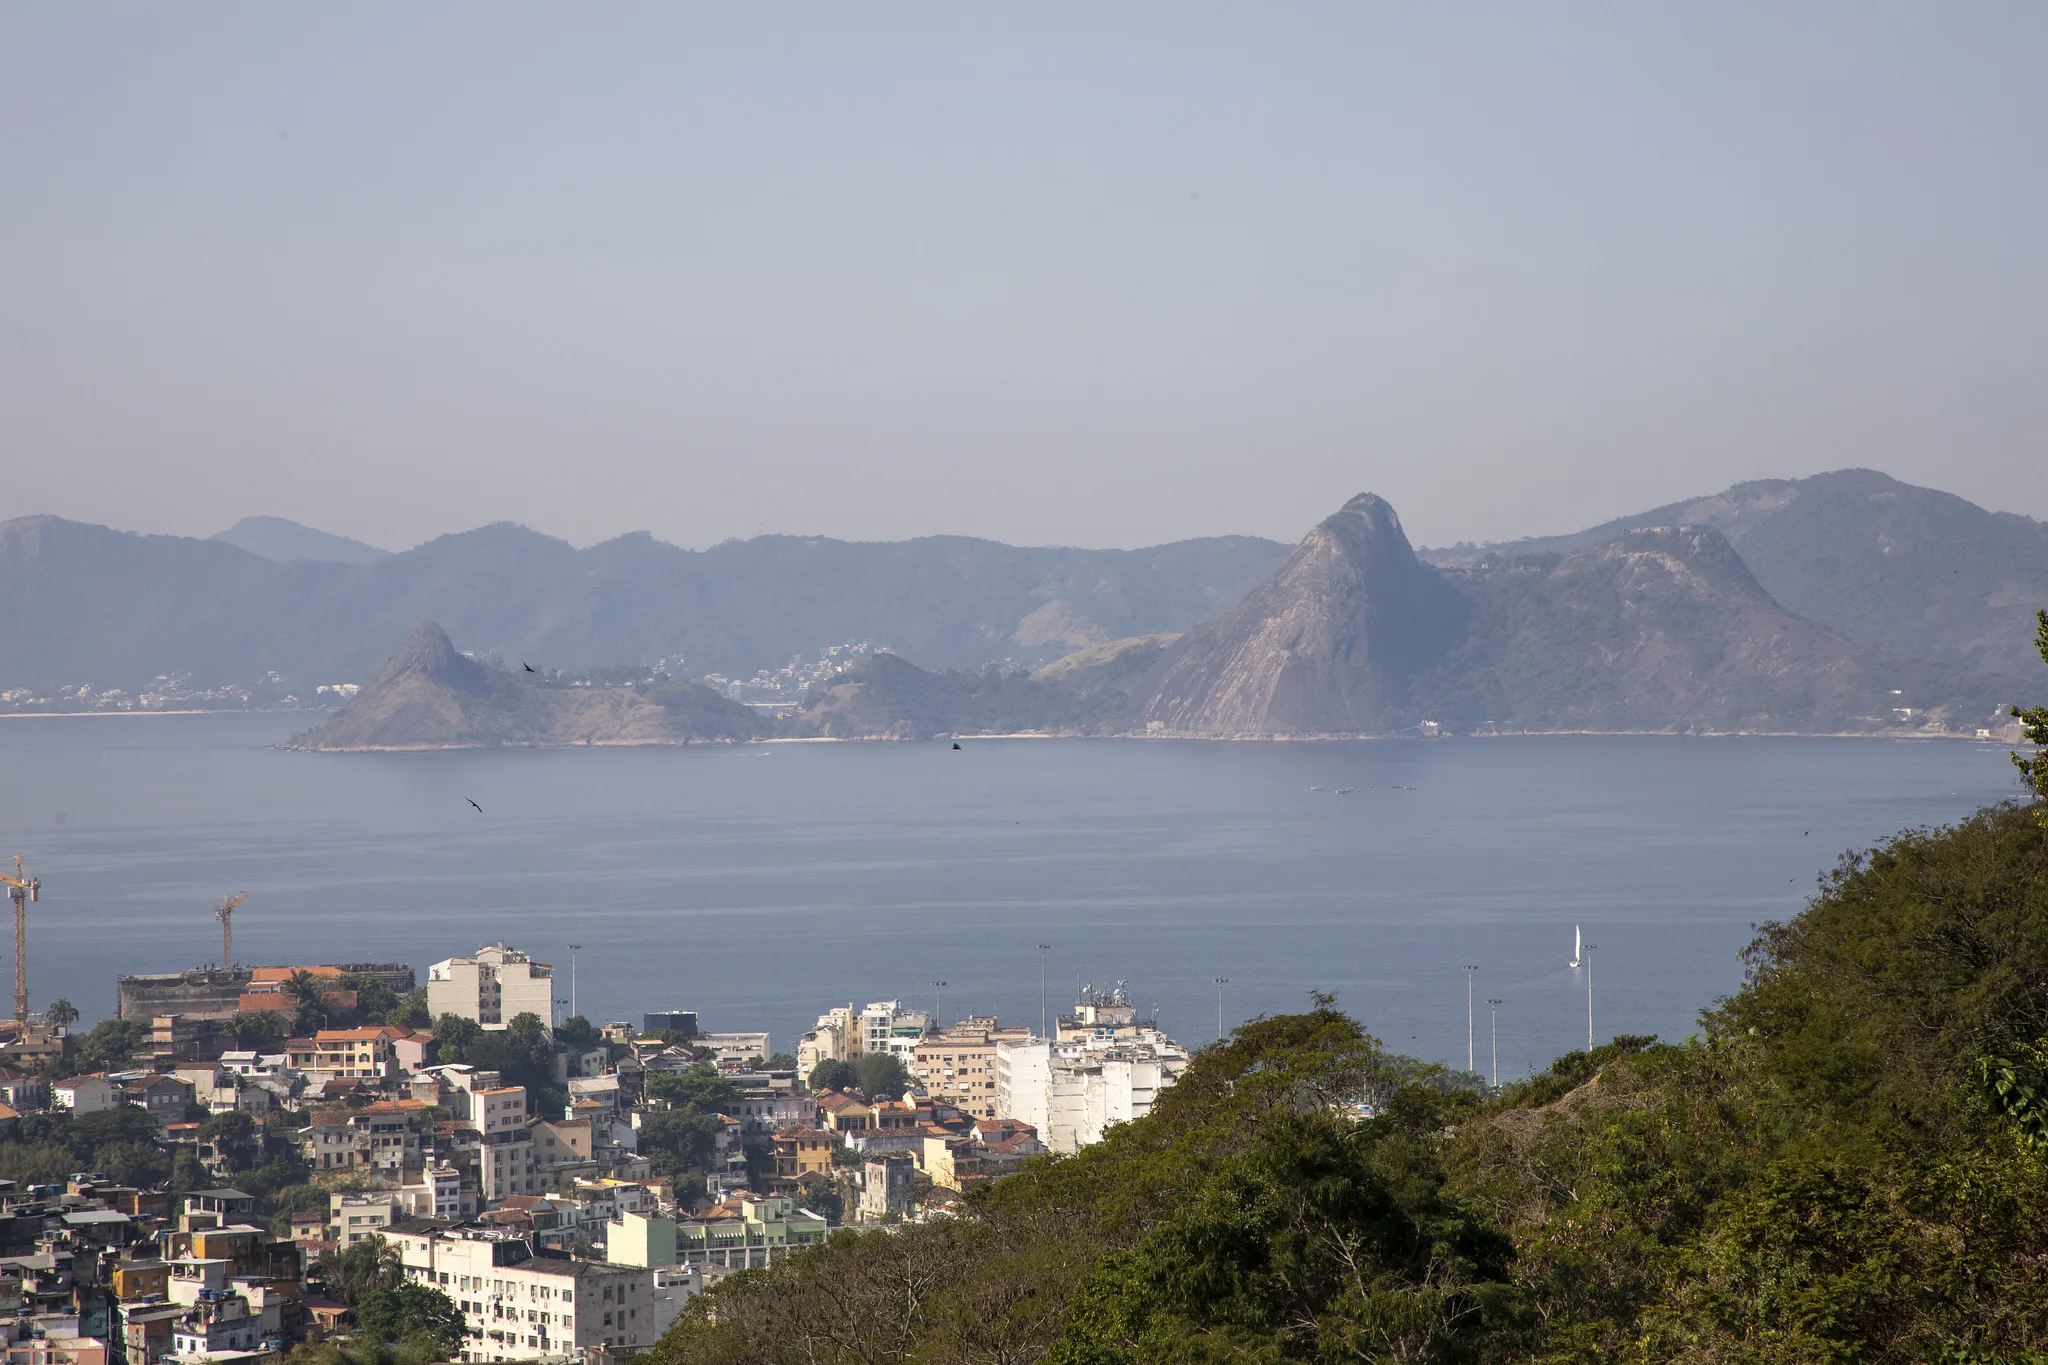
left=216, top=892, right=248, bottom=969
left=1, top=855, right=40, bottom=1027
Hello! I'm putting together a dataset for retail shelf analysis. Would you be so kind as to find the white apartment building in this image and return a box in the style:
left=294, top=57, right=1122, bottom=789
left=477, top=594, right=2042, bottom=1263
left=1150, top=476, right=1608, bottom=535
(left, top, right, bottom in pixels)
left=858, top=1002, right=931, bottom=1061
left=477, top=1087, right=539, bottom=1200
left=388, top=1225, right=657, bottom=1362
left=995, top=1030, right=1190, bottom=1154
left=428, top=944, right=555, bottom=1030
left=797, top=1005, right=857, bottom=1076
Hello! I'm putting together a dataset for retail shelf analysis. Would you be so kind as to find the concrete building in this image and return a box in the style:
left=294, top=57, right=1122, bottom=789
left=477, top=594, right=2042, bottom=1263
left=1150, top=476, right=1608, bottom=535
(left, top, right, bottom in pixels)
left=913, top=1018, right=1032, bottom=1121
left=478, top=1089, right=539, bottom=1201
left=284, top=1027, right=417, bottom=1085
left=427, top=944, right=554, bottom=1030
left=330, top=1192, right=402, bottom=1245
left=858, top=1002, right=930, bottom=1059
left=995, top=1029, right=1190, bottom=1154
left=387, top=1224, right=658, bottom=1360
left=300, top=1101, right=431, bottom=1174
left=796, top=1005, right=857, bottom=1077
left=52, top=1076, right=122, bottom=1113
left=639, top=1012, right=697, bottom=1037
left=858, top=1158, right=916, bottom=1223
left=670, top=1195, right=828, bottom=1269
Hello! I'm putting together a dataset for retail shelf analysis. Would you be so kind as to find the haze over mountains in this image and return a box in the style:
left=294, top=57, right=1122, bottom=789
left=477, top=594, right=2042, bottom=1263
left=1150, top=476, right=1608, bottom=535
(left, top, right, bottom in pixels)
left=3, top=469, right=2044, bottom=739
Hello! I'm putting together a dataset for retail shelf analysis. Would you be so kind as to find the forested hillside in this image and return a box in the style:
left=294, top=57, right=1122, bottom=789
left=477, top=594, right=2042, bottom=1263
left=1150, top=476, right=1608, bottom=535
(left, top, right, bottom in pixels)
left=647, top=618, right=2048, bottom=1362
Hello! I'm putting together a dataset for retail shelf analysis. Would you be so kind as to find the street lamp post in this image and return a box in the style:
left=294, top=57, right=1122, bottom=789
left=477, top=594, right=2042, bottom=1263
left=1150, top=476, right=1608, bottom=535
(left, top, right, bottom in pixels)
left=1584, top=944, right=1597, bottom=1052
left=1213, top=978, right=1229, bottom=1044
left=1463, top=965, right=1480, bottom=1073
left=567, top=944, right=581, bottom=1021
left=932, top=980, right=947, bottom=1031
left=1037, top=944, right=1051, bottom=1040
left=1486, top=998, right=1501, bottom=1089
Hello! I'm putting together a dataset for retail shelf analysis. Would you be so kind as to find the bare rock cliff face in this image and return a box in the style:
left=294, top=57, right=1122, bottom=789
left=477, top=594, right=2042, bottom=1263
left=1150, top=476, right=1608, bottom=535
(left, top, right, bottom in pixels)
left=1134, top=494, right=1468, bottom=735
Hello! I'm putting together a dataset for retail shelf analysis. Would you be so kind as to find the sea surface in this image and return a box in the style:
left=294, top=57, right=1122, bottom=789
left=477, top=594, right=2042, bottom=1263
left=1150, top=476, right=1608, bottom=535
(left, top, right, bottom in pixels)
left=0, top=713, right=2028, bottom=1082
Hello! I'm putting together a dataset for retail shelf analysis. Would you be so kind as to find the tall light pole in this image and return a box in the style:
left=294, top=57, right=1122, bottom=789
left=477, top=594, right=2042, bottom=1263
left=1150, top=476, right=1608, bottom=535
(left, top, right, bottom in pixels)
left=1463, top=965, right=1479, bottom=1073
left=567, top=944, right=581, bottom=1020
left=932, top=980, right=946, bottom=1030
left=1486, top=998, right=1501, bottom=1089
left=1213, top=977, right=1229, bottom=1044
left=1584, top=944, right=1597, bottom=1052
left=1037, top=944, right=1050, bottom=1039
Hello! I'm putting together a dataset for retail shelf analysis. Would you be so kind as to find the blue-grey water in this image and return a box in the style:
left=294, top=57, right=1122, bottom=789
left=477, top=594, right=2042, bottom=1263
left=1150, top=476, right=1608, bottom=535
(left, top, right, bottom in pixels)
left=0, top=713, right=2026, bottom=1083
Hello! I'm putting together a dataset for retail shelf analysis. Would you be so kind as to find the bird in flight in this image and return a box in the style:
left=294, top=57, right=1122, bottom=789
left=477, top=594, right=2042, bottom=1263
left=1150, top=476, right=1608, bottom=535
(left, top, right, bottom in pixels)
left=467, top=799, right=483, bottom=813
left=523, top=663, right=536, bottom=673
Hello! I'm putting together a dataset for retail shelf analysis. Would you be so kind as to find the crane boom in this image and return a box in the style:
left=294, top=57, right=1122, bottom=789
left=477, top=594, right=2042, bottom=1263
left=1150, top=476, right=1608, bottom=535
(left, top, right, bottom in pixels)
left=216, top=892, right=248, bottom=969
left=2, top=856, right=40, bottom=1027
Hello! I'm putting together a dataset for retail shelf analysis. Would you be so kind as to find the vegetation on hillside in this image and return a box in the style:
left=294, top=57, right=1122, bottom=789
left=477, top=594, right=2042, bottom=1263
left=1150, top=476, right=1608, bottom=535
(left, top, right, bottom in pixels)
left=648, top=617, right=2048, bottom=1362
left=791, top=639, right=1172, bottom=739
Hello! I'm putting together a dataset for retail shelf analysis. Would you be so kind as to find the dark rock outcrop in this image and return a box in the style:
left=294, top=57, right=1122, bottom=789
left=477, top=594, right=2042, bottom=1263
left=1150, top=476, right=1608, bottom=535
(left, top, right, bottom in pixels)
left=1133, top=494, right=1468, bottom=735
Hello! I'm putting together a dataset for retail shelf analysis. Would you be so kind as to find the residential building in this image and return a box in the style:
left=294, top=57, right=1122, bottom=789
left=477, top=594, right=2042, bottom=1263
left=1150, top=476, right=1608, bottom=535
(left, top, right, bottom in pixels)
left=995, top=1029, right=1189, bottom=1154
left=149, top=1016, right=235, bottom=1068
left=912, top=1018, right=1031, bottom=1121
left=300, top=1101, right=430, bottom=1174
left=857, top=1002, right=930, bottom=1059
left=478, top=1089, right=538, bottom=1200
left=120, top=1074, right=196, bottom=1124
left=796, top=1005, right=856, bottom=1077
left=284, top=1027, right=416, bottom=1085
left=52, top=1077, right=121, bottom=1114
left=427, top=944, right=553, bottom=1030
left=330, top=1192, right=403, bottom=1245
left=692, top=1033, right=770, bottom=1070
left=770, top=1128, right=837, bottom=1186
left=639, top=1012, right=696, bottom=1037
left=387, top=1223, right=658, bottom=1360
left=858, top=1159, right=916, bottom=1223
left=670, top=1196, right=828, bottom=1270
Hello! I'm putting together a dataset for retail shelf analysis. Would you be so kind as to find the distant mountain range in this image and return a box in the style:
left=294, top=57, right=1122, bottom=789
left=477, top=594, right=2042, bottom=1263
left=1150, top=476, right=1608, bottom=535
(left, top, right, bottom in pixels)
left=1420, top=469, right=2048, bottom=680
left=211, top=516, right=390, bottom=566
left=0, top=517, right=1284, bottom=693
left=3, top=469, right=2044, bottom=738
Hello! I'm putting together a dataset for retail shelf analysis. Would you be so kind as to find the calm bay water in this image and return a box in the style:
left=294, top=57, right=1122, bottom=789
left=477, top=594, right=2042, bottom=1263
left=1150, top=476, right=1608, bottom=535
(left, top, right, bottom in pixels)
left=0, top=713, right=2026, bottom=1082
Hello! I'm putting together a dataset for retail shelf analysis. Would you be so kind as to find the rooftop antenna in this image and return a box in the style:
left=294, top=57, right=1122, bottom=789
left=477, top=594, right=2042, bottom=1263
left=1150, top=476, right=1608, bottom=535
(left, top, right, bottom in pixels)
left=1037, top=944, right=1050, bottom=1039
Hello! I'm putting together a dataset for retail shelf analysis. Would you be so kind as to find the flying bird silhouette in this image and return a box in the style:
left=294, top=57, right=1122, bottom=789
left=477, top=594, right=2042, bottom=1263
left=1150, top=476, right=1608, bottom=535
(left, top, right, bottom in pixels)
left=467, top=799, right=483, bottom=813
left=523, top=663, right=536, bottom=672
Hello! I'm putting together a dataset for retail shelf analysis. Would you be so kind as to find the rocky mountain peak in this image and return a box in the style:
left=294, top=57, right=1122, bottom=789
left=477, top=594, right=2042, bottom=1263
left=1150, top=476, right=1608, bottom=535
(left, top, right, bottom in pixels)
left=1133, top=493, right=1468, bottom=735
left=373, top=621, right=493, bottom=696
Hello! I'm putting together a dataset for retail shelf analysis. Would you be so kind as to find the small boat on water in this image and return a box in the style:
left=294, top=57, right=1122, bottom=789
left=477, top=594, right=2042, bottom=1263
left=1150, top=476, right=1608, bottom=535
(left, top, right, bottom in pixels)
left=1568, top=924, right=1582, bottom=969
left=1335, top=786, right=1357, bottom=794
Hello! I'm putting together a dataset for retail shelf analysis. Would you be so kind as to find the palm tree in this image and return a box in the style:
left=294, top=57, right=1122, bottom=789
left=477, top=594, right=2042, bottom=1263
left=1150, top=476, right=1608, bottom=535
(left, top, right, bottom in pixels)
left=285, top=970, right=328, bottom=1036
left=45, top=998, right=79, bottom=1033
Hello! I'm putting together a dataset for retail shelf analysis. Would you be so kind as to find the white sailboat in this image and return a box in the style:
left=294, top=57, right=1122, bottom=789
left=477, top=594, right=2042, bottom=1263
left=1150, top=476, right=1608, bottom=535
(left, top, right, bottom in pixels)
left=1568, top=924, right=1582, bottom=969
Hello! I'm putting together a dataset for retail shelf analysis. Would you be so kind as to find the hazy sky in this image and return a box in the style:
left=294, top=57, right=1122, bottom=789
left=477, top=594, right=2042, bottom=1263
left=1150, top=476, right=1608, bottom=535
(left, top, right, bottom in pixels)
left=6, top=4, right=2044, bottom=553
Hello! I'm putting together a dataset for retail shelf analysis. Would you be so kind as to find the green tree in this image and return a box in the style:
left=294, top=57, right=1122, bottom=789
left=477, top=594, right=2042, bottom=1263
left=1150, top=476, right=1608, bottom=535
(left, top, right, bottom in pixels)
left=555, top=1015, right=599, bottom=1049
left=646, top=1066, right=740, bottom=1114
left=853, top=1053, right=912, bottom=1101
left=2012, top=607, right=2048, bottom=807
left=807, top=1059, right=858, bottom=1093
left=354, top=1283, right=465, bottom=1351
left=68, top=1018, right=148, bottom=1074
left=318, top=1235, right=404, bottom=1305
left=637, top=1109, right=723, bottom=1178
left=285, top=969, right=330, bottom=1036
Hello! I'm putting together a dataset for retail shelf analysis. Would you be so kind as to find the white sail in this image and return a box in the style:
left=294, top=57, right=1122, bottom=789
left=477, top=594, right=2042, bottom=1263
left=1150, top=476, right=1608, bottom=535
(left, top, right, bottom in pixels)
left=1568, top=924, right=1581, bottom=968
